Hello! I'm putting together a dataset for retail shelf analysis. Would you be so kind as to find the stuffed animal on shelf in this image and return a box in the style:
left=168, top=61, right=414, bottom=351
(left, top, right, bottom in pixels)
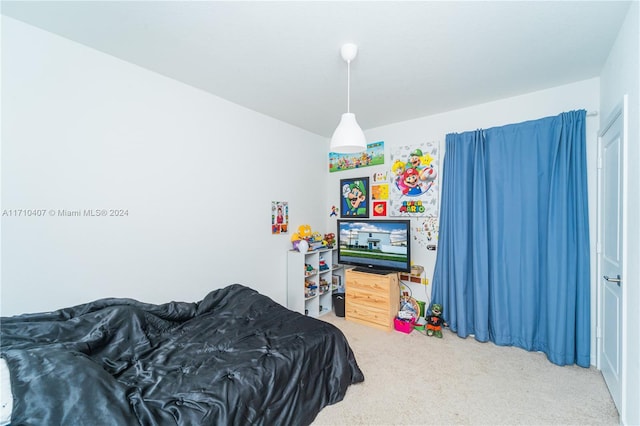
left=291, top=224, right=314, bottom=251
left=323, top=233, right=336, bottom=248
left=291, top=224, right=312, bottom=243
left=425, top=303, right=447, bottom=338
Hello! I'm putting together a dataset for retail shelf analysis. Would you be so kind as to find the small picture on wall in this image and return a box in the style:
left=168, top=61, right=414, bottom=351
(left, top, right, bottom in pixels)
left=372, top=201, right=387, bottom=217
left=372, top=171, right=388, bottom=183
left=271, top=201, right=289, bottom=234
left=371, top=183, right=389, bottom=200
left=340, top=177, right=369, bottom=218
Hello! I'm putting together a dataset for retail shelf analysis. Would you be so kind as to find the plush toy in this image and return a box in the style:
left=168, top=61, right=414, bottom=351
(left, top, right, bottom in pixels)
left=425, top=303, right=447, bottom=338
left=299, top=225, right=313, bottom=239
left=323, top=233, right=336, bottom=248
left=291, top=224, right=313, bottom=243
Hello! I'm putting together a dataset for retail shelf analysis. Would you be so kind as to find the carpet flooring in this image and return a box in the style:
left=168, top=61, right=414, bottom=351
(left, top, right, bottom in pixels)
left=312, top=312, right=619, bottom=426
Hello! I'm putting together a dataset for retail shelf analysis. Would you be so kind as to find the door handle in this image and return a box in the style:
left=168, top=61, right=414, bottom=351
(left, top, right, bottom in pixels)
left=603, top=275, right=622, bottom=286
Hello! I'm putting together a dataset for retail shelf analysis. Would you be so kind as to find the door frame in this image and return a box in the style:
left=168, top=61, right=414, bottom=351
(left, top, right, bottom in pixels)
left=596, top=95, right=628, bottom=416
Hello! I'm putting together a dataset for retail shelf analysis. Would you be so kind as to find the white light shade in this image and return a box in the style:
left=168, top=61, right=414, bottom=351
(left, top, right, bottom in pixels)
left=330, top=113, right=367, bottom=153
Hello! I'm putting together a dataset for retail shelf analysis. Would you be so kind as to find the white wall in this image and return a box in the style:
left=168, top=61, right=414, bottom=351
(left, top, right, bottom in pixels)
left=599, top=2, right=640, bottom=424
left=326, top=77, right=601, bottom=359
left=1, top=17, right=328, bottom=316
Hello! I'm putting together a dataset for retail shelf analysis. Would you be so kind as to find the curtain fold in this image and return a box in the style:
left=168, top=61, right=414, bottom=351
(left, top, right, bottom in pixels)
left=431, top=110, right=590, bottom=367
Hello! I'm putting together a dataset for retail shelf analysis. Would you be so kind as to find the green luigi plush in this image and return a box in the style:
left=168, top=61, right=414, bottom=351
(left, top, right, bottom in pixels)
left=425, top=303, right=447, bottom=338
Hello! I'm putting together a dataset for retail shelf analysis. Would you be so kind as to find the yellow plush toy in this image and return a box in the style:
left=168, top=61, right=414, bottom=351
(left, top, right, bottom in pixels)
left=291, top=224, right=313, bottom=252
left=299, top=225, right=313, bottom=239
left=291, top=224, right=312, bottom=242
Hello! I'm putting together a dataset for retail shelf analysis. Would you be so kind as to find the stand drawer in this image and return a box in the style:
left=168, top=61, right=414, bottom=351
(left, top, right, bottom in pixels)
left=345, top=270, right=399, bottom=331
left=346, top=288, right=390, bottom=309
left=345, top=304, right=391, bottom=330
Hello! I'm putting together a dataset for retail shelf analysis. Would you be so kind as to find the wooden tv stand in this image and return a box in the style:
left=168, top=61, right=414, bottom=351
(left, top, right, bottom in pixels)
left=345, top=269, right=400, bottom=331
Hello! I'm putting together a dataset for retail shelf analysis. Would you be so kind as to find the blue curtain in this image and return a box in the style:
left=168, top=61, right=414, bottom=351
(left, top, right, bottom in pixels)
left=431, top=110, right=590, bottom=367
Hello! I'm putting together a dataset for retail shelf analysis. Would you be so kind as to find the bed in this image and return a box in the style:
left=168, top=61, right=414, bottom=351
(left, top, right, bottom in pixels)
left=0, top=284, right=364, bottom=425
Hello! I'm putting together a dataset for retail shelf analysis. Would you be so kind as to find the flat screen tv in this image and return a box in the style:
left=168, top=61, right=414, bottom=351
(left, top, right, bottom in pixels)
left=337, top=219, right=411, bottom=274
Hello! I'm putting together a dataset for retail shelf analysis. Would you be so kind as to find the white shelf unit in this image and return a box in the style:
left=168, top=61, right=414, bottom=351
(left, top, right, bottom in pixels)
left=331, top=248, right=346, bottom=293
left=287, top=247, right=338, bottom=317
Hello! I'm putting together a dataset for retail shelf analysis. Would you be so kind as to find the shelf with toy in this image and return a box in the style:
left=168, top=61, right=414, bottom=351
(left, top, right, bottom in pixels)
left=331, top=274, right=342, bottom=292
left=398, top=265, right=427, bottom=285
left=318, top=258, right=330, bottom=272
left=304, top=264, right=318, bottom=277
left=318, top=277, right=330, bottom=294
left=287, top=224, right=337, bottom=318
left=330, top=246, right=346, bottom=294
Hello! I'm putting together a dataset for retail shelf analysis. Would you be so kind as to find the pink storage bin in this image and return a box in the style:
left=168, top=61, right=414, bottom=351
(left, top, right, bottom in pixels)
left=393, top=317, right=415, bottom=334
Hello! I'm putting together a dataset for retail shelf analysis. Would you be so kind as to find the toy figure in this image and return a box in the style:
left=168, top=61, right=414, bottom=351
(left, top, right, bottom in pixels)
left=291, top=224, right=312, bottom=244
left=323, top=233, right=336, bottom=248
left=425, top=303, right=447, bottom=338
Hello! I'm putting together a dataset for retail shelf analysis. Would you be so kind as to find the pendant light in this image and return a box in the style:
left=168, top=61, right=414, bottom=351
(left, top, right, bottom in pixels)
left=330, top=43, right=367, bottom=153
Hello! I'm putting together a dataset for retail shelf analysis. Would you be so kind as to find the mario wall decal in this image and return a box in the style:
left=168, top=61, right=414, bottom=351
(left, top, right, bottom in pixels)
left=389, top=142, right=439, bottom=217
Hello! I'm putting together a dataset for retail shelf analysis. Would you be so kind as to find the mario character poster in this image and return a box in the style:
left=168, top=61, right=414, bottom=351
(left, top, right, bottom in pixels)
left=339, top=177, right=369, bottom=218
left=389, top=142, right=439, bottom=217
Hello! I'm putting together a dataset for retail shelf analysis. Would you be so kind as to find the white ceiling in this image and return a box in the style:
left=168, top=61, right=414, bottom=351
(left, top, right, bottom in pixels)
left=2, top=1, right=632, bottom=137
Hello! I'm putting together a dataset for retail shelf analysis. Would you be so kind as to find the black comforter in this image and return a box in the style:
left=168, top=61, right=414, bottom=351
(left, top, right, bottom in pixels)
left=1, top=284, right=364, bottom=425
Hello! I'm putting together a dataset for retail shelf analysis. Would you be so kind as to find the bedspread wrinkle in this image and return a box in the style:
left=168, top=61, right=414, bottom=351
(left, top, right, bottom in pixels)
left=1, top=284, right=364, bottom=425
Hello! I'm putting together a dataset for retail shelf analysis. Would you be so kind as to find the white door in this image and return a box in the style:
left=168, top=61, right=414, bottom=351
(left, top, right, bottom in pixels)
left=597, top=106, right=624, bottom=413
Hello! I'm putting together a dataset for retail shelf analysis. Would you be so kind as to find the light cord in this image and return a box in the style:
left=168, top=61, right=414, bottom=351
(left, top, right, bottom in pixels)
left=346, top=60, right=351, bottom=113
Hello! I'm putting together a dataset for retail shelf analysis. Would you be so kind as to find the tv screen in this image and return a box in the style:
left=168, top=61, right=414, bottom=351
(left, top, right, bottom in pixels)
left=337, top=219, right=411, bottom=273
